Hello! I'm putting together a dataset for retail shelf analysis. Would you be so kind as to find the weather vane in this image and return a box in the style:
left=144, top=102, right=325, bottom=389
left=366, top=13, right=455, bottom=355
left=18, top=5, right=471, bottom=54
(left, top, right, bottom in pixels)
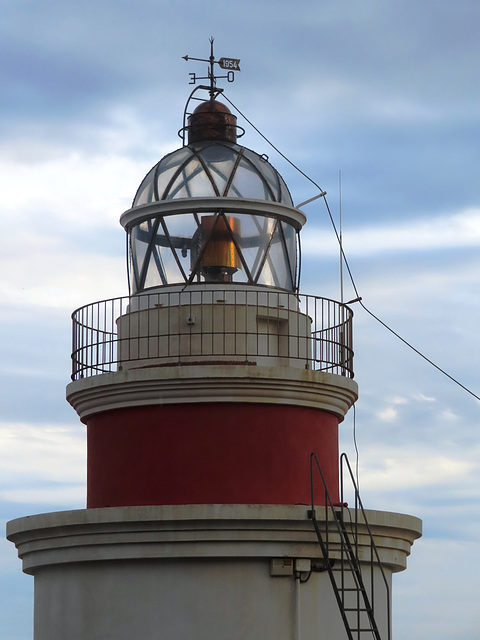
left=183, top=37, right=241, bottom=99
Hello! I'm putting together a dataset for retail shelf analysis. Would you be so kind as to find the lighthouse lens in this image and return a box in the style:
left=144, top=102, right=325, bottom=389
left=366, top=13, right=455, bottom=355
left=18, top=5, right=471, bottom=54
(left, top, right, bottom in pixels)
left=129, top=212, right=298, bottom=293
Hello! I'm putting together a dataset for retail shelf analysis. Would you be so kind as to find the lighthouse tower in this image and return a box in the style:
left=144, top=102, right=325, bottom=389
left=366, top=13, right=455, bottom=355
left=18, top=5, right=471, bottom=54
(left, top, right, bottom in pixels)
left=7, top=58, right=421, bottom=640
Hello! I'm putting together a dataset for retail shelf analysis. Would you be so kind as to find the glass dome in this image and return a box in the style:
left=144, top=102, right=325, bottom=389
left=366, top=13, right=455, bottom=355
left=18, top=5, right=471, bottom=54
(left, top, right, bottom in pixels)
left=132, top=141, right=293, bottom=206
left=125, top=140, right=301, bottom=294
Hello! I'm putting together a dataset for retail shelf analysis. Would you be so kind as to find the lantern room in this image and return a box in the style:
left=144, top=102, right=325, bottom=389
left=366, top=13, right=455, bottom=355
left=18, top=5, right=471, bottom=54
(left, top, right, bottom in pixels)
left=120, top=100, right=303, bottom=293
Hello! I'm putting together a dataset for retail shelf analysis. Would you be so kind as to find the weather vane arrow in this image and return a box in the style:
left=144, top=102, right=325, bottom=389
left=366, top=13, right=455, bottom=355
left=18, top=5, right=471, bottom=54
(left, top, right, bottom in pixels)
left=182, top=55, right=206, bottom=63
left=182, top=54, right=240, bottom=71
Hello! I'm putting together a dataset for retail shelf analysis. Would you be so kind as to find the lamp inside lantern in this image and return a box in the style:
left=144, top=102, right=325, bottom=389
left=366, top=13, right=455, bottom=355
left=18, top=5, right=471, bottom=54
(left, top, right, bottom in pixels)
left=199, top=215, right=241, bottom=282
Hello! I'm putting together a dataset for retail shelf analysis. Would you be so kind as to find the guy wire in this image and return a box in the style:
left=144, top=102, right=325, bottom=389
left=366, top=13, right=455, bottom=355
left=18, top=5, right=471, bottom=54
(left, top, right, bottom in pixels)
left=224, top=94, right=480, bottom=404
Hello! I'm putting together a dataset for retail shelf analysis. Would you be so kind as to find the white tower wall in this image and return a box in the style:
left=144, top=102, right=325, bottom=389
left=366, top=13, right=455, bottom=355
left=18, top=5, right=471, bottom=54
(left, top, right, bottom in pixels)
left=8, top=505, right=421, bottom=640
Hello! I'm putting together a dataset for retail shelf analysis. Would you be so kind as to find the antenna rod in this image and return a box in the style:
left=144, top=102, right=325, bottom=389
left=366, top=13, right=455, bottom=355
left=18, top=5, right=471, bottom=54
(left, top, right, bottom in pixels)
left=339, top=170, right=344, bottom=305
left=209, top=36, right=215, bottom=99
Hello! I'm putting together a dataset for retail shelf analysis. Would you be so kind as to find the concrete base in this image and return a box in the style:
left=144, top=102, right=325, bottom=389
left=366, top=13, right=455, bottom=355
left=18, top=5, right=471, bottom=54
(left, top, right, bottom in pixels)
left=7, top=505, right=421, bottom=640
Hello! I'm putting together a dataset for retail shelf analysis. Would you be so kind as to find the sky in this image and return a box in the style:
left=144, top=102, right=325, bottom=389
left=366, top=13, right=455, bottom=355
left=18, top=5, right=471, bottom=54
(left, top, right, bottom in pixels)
left=1, top=0, right=479, bottom=638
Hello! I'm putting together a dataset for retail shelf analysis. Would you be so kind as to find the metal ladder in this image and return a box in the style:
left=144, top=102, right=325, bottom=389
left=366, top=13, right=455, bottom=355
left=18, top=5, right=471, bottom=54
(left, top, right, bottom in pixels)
left=308, top=452, right=391, bottom=640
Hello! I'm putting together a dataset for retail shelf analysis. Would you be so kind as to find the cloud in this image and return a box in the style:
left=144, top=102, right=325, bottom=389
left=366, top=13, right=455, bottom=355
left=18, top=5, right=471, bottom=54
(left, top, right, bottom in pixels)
left=394, top=539, right=480, bottom=640
left=354, top=445, right=478, bottom=494
left=377, top=396, right=409, bottom=421
left=1, top=249, right=126, bottom=312
left=0, top=422, right=86, bottom=495
left=301, top=207, right=480, bottom=257
left=414, top=394, right=436, bottom=403
left=0, top=151, right=140, bottom=312
left=377, top=407, right=398, bottom=422
left=1, top=487, right=85, bottom=506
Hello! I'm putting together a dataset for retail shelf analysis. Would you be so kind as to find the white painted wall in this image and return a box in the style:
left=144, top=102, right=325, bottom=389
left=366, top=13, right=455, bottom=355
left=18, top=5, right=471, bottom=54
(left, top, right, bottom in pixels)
left=8, top=505, right=421, bottom=640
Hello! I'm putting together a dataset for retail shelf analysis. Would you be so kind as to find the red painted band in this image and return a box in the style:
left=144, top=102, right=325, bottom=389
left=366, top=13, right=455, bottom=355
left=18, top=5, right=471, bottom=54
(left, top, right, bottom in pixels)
left=86, top=403, right=339, bottom=508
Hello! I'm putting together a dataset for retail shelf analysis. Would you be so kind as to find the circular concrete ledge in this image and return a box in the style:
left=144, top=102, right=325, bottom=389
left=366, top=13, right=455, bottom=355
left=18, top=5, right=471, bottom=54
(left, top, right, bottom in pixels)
left=66, top=365, right=359, bottom=422
left=8, top=504, right=421, bottom=575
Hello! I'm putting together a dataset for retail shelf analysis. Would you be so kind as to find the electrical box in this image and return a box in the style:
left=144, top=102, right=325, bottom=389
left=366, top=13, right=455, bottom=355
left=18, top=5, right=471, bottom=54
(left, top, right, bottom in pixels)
left=270, top=558, right=294, bottom=576
left=295, top=558, right=311, bottom=573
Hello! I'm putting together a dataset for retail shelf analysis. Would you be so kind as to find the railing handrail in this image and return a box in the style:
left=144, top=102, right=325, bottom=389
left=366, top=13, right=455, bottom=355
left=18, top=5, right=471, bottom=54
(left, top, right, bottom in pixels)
left=70, top=289, right=354, bottom=381
left=70, top=288, right=355, bottom=318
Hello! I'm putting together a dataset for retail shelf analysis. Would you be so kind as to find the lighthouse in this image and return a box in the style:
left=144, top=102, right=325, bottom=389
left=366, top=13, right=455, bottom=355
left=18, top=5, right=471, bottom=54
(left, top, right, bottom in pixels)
left=7, top=50, right=421, bottom=640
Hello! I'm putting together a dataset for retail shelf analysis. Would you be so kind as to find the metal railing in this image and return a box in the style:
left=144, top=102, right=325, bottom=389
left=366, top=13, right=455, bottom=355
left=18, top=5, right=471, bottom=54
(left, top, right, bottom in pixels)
left=71, top=289, right=354, bottom=380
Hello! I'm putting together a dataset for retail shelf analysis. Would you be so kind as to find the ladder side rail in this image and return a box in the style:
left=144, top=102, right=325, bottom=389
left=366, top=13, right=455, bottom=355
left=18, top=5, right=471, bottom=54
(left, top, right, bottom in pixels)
left=311, top=452, right=383, bottom=640
left=334, top=509, right=381, bottom=640
left=340, top=453, right=391, bottom=640
left=310, top=453, right=359, bottom=581
left=339, top=478, right=371, bottom=628
left=310, top=453, right=356, bottom=640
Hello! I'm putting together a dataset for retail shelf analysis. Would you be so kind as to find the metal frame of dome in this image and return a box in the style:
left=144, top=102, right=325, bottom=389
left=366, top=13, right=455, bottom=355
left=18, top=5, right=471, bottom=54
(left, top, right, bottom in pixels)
left=132, top=140, right=293, bottom=207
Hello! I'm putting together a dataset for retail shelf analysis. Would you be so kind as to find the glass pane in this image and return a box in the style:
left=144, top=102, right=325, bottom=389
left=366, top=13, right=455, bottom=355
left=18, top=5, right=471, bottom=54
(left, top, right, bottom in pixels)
left=199, top=144, right=238, bottom=197
left=128, top=232, right=138, bottom=293
left=281, top=221, right=297, bottom=285
left=258, top=224, right=290, bottom=289
left=133, top=167, right=156, bottom=206
left=242, top=149, right=280, bottom=201
left=143, top=248, right=168, bottom=288
left=230, top=265, right=249, bottom=284
left=163, top=213, right=200, bottom=280
left=156, top=147, right=193, bottom=200
left=277, top=175, right=293, bottom=205
left=142, top=244, right=185, bottom=288
left=235, top=214, right=275, bottom=281
left=228, top=156, right=271, bottom=200
left=157, top=244, right=184, bottom=283
left=166, top=157, right=217, bottom=199
left=131, top=220, right=156, bottom=288
left=242, top=149, right=293, bottom=205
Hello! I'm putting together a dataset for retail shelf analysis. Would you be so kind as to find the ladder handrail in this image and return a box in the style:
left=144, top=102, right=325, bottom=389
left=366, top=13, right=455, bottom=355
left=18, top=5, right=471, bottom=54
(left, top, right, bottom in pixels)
left=310, top=452, right=385, bottom=640
left=309, top=453, right=357, bottom=640
left=340, top=453, right=391, bottom=640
